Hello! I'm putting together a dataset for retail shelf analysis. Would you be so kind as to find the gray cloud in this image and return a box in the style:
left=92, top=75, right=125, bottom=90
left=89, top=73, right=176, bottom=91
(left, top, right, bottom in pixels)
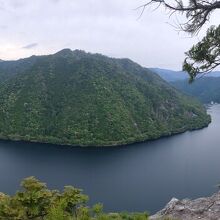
left=0, top=25, right=7, bottom=29
left=8, top=0, right=26, bottom=8
left=0, top=0, right=219, bottom=69
left=22, top=43, right=38, bottom=49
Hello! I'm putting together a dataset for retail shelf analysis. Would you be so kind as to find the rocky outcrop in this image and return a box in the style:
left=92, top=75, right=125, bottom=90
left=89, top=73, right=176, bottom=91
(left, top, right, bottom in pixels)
left=150, top=192, right=220, bottom=220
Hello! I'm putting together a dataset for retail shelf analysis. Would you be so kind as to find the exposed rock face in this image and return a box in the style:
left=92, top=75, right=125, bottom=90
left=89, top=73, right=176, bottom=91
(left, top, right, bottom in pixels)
left=150, top=192, right=220, bottom=220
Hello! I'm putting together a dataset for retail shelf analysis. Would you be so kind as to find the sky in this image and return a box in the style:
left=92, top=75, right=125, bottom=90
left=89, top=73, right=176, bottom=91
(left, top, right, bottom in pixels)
left=0, top=0, right=219, bottom=70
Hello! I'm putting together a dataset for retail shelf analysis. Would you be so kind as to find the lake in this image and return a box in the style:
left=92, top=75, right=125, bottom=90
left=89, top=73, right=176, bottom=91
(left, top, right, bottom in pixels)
left=0, top=104, right=220, bottom=215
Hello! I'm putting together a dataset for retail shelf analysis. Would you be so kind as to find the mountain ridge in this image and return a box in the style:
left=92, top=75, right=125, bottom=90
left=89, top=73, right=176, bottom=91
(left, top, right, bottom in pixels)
left=151, top=67, right=220, bottom=82
left=0, top=49, right=211, bottom=146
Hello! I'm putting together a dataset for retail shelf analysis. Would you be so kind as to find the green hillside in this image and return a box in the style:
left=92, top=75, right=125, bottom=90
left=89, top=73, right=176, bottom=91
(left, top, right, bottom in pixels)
left=0, top=49, right=211, bottom=146
left=172, top=77, right=220, bottom=103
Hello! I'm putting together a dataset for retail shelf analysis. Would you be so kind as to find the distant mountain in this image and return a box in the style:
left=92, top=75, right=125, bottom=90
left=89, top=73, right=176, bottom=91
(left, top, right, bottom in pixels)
left=151, top=68, right=220, bottom=82
left=172, top=77, right=220, bottom=103
left=0, top=49, right=210, bottom=146
left=150, top=68, right=188, bottom=82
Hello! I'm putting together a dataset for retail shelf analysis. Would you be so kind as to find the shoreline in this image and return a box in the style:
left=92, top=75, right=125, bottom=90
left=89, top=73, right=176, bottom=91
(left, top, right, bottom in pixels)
left=0, top=118, right=211, bottom=148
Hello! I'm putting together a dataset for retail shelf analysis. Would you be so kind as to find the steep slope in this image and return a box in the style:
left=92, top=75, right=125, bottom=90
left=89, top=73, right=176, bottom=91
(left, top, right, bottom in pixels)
left=172, top=77, right=220, bottom=103
left=0, top=49, right=211, bottom=146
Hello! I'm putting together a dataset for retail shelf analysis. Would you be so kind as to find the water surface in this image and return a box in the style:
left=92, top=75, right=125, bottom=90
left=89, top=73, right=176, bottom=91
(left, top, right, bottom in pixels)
left=0, top=105, right=220, bottom=214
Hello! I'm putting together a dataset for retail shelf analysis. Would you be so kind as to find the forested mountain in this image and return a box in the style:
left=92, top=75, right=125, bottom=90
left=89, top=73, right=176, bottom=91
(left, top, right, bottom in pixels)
left=172, top=77, right=220, bottom=103
left=151, top=68, right=220, bottom=82
left=0, top=56, right=38, bottom=82
left=0, top=49, right=211, bottom=146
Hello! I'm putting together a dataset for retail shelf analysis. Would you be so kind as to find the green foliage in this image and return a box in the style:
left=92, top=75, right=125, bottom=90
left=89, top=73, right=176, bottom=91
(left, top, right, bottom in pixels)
left=46, top=200, right=72, bottom=220
left=0, top=177, right=149, bottom=220
left=92, top=203, right=103, bottom=217
left=183, top=25, right=220, bottom=81
left=15, top=176, right=53, bottom=219
left=0, top=49, right=211, bottom=146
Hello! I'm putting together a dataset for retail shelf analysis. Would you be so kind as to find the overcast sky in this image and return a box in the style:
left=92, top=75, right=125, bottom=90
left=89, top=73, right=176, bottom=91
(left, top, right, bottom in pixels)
left=0, top=0, right=219, bottom=70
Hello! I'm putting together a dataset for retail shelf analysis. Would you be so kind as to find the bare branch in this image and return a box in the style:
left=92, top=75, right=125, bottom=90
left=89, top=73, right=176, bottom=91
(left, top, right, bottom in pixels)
left=138, top=0, right=220, bottom=34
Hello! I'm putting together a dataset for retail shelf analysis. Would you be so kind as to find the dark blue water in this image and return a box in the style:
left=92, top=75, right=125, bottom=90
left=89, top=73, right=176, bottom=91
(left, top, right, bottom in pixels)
left=0, top=105, right=220, bottom=215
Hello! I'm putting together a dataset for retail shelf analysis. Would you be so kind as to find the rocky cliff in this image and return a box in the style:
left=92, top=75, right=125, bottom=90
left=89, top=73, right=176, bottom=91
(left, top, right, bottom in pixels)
left=150, top=192, right=220, bottom=220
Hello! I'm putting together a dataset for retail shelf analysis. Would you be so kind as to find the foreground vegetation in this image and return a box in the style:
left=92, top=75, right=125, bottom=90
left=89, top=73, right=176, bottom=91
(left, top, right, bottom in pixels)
left=0, top=177, right=149, bottom=220
left=0, top=49, right=211, bottom=146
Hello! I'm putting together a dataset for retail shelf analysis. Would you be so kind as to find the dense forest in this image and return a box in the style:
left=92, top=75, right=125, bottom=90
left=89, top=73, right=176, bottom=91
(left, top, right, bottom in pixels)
left=0, top=49, right=211, bottom=146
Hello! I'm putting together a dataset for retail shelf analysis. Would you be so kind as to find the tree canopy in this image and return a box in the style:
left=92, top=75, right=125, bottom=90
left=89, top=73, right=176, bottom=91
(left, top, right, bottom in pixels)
left=183, top=25, right=220, bottom=82
left=0, top=176, right=149, bottom=220
left=139, top=0, right=220, bottom=81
